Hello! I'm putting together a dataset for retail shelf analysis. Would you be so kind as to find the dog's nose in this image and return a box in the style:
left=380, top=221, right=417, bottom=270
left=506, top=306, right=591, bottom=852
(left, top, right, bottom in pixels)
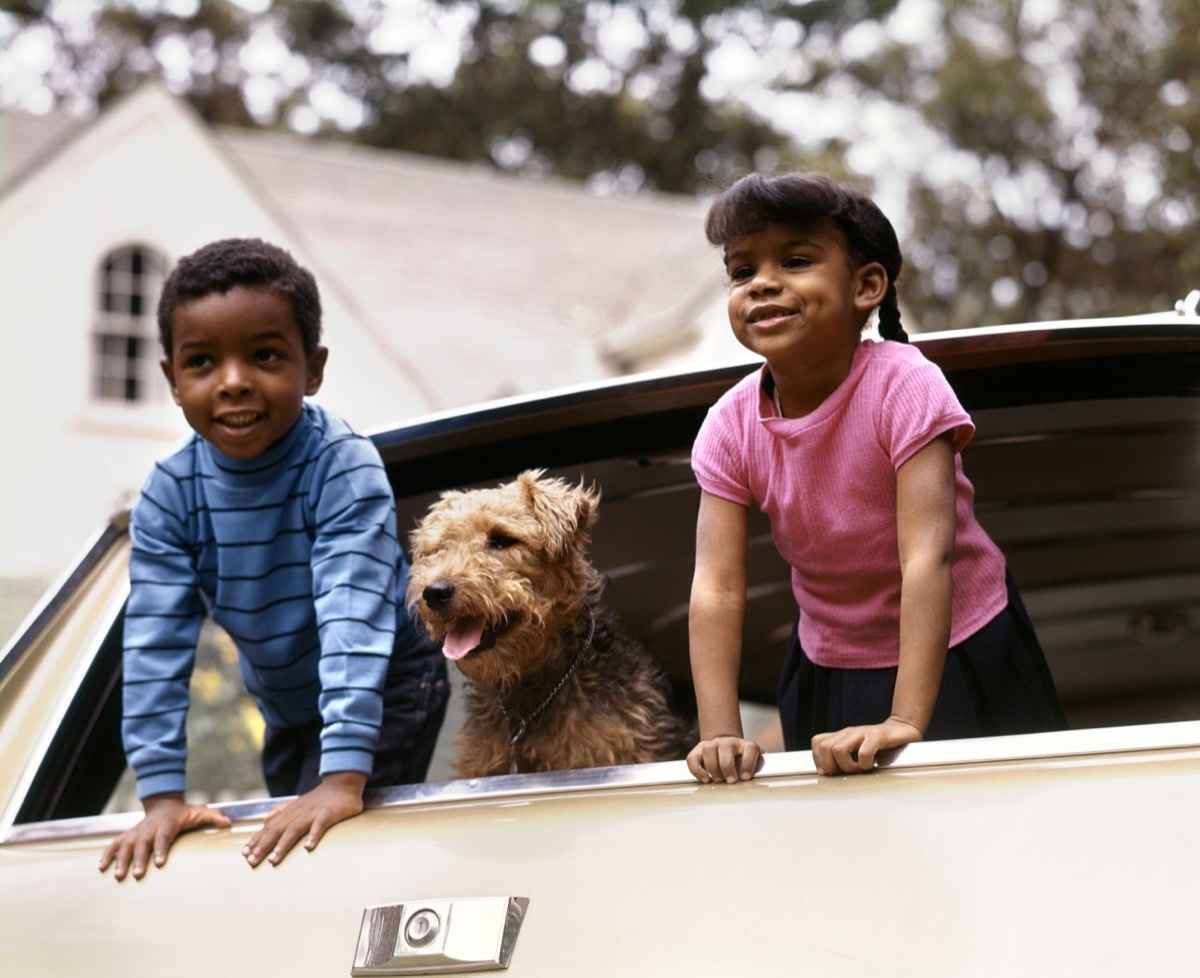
left=423, top=581, right=455, bottom=611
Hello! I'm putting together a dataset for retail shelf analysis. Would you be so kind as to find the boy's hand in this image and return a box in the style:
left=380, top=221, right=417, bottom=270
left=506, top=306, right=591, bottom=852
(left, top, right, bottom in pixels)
left=687, top=735, right=762, bottom=784
left=99, top=793, right=232, bottom=881
left=243, top=770, right=367, bottom=868
left=811, top=717, right=923, bottom=775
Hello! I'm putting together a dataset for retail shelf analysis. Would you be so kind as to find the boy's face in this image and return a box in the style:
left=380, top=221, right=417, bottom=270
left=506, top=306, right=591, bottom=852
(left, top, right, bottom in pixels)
left=723, top=220, right=884, bottom=372
left=161, top=286, right=327, bottom=460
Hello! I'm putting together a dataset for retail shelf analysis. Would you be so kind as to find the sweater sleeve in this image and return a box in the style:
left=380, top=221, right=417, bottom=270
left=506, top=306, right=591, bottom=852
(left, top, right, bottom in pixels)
left=308, top=435, right=401, bottom=778
left=122, top=464, right=204, bottom=799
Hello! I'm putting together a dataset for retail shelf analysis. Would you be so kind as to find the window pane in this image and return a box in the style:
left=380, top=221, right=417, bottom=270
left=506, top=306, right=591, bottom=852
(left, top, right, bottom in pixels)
left=94, top=246, right=168, bottom=403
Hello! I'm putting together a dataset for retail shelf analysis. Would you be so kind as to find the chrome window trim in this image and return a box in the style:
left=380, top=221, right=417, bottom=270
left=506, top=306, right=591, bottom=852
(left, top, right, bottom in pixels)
left=0, top=575, right=130, bottom=835
left=0, top=514, right=129, bottom=683
left=6, top=719, right=1200, bottom=846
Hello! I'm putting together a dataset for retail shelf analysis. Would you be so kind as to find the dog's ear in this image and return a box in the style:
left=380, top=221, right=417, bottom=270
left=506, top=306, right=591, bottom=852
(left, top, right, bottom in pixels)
left=519, top=470, right=600, bottom=560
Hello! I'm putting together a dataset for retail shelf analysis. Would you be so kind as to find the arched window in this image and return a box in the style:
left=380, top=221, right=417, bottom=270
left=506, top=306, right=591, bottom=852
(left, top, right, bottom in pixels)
left=94, top=245, right=169, bottom=403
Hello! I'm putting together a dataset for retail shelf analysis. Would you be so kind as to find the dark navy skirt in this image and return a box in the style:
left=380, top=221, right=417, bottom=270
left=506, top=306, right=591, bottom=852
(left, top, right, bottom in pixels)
left=261, top=645, right=449, bottom=797
left=777, top=573, right=1067, bottom=751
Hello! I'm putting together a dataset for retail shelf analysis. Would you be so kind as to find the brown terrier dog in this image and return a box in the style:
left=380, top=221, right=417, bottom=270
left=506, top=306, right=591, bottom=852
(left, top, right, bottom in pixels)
left=407, top=470, right=694, bottom=778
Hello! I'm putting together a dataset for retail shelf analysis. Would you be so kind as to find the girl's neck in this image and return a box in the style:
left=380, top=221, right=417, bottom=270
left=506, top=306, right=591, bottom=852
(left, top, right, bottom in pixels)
left=767, top=344, right=858, bottom=419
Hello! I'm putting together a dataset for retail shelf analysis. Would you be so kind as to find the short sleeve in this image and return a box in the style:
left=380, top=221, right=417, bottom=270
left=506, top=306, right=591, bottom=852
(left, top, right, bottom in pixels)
left=876, top=351, right=974, bottom=468
left=691, top=391, right=755, bottom=507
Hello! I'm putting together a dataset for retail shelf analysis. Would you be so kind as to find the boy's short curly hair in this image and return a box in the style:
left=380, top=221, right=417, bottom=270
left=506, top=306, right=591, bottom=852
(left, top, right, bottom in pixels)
left=157, top=238, right=323, bottom=359
left=704, top=172, right=908, bottom=342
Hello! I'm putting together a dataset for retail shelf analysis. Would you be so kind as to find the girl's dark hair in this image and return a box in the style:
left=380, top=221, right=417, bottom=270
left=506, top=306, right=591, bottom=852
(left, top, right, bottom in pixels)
left=157, top=238, right=323, bottom=358
left=704, top=172, right=908, bottom=342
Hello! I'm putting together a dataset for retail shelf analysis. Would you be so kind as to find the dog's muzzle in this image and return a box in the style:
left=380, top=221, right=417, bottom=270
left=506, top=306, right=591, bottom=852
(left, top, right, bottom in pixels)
left=423, top=581, right=455, bottom=612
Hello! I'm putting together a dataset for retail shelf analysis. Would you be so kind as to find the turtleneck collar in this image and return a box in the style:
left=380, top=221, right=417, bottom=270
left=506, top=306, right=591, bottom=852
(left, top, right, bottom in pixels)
left=200, top=403, right=313, bottom=487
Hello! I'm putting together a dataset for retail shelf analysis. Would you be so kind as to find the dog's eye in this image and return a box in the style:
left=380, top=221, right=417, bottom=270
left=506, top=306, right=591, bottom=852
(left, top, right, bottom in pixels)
left=489, top=532, right=520, bottom=550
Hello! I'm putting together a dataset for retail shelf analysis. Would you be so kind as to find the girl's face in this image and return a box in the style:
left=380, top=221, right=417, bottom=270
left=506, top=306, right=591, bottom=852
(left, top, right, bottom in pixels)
left=723, top=220, right=883, bottom=376
left=161, top=286, right=327, bottom=459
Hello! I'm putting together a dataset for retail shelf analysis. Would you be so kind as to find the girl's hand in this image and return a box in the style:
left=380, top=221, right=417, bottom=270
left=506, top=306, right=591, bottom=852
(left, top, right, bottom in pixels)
left=811, top=717, right=923, bottom=775
left=99, top=793, right=232, bottom=881
left=687, top=735, right=762, bottom=783
left=242, top=771, right=367, bottom=868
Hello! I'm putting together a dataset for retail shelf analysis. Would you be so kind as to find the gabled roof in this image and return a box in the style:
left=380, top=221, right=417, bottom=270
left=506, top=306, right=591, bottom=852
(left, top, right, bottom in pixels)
left=216, top=128, right=719, bottom=404
left=0, top=106, right=84, bottom=193
left=2, top=90, right=723, bottom=408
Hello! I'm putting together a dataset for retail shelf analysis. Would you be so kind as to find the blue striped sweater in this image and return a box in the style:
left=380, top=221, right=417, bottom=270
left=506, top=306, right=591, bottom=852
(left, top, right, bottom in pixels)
left=122, top=402, right=429, bottom=799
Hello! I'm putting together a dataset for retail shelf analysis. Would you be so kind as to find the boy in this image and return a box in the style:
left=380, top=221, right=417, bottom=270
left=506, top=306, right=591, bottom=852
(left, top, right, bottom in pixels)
left=99, top=238, right=447, bottom=881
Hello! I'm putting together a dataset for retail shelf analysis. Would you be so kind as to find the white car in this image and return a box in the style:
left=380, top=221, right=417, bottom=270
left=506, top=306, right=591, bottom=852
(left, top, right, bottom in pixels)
left=2, top=302, right=1199, bottom=976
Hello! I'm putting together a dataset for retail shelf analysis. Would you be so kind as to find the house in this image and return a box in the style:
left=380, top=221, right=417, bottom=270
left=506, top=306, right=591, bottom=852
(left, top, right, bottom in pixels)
left=0, top=83, right=742, bottom=640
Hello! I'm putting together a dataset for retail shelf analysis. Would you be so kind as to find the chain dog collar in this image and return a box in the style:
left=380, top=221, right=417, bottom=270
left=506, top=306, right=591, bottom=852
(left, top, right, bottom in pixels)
left=500, top=611, right=597, bottom=774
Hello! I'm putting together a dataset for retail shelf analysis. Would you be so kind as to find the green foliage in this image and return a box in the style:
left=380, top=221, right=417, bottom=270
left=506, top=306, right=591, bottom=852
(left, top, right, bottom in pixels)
left=886, top=0, right=1199, bottom=326
left=184, top=622, right=266, bottom=802
left=355, top=13, right=790, bottom=192
left=349, top=1, right=823, bottom=192
left=3, top=0, right=1196, bottom=327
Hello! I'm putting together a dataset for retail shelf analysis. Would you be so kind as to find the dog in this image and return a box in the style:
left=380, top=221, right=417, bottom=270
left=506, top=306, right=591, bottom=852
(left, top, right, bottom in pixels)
left=407, top=470, right=694, bottom=778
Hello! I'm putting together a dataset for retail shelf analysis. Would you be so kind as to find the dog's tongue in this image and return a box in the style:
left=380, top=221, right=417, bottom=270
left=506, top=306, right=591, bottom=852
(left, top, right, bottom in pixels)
left=442, top=618, right=486, bottom=661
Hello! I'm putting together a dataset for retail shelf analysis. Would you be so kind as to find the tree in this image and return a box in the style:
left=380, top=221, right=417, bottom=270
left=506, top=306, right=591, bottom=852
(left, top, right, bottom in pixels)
left=347, top=1, right=903, bottom=193
left=2, top=0, right=1195, bottom=327
left=796, top=0, right=1200, bottom=326
left=1, top=0, right=884, bottom=192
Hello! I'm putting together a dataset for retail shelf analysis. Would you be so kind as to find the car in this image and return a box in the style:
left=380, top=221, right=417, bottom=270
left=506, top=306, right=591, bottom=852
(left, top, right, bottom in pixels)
left=2, top=300, right=1200, bottom=976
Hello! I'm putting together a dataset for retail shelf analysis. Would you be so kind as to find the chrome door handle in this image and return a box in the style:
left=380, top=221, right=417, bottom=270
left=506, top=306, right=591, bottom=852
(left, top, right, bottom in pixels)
left=352, top=897, right=529, bottom=975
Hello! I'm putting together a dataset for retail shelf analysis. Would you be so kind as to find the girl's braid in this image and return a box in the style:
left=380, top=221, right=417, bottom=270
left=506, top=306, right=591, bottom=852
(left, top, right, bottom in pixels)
left=876, top=279, right=908, bottom=343
left=839, top=185, right=908, bottom=343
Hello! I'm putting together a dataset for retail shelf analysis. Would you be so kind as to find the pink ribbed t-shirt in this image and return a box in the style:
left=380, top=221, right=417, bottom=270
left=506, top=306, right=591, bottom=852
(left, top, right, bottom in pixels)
left=692, top=339, right=1008, bottom=669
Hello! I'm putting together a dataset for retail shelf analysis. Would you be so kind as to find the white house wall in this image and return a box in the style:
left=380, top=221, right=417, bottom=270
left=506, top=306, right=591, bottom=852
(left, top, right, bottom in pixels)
left=0, top=84, right=735, bottom=641
left=0, top=85, right=432, bottom=593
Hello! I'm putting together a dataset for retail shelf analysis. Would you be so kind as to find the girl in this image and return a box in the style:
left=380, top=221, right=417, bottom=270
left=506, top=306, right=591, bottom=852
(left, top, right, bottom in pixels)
left=686, top=172, right=1064, bottom=782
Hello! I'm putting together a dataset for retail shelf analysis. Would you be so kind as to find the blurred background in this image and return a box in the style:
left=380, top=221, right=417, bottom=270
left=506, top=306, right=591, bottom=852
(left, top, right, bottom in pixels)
left=2, top=0, right=1197, bottom=795
left=5, top=0, right=1196, bottom=324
